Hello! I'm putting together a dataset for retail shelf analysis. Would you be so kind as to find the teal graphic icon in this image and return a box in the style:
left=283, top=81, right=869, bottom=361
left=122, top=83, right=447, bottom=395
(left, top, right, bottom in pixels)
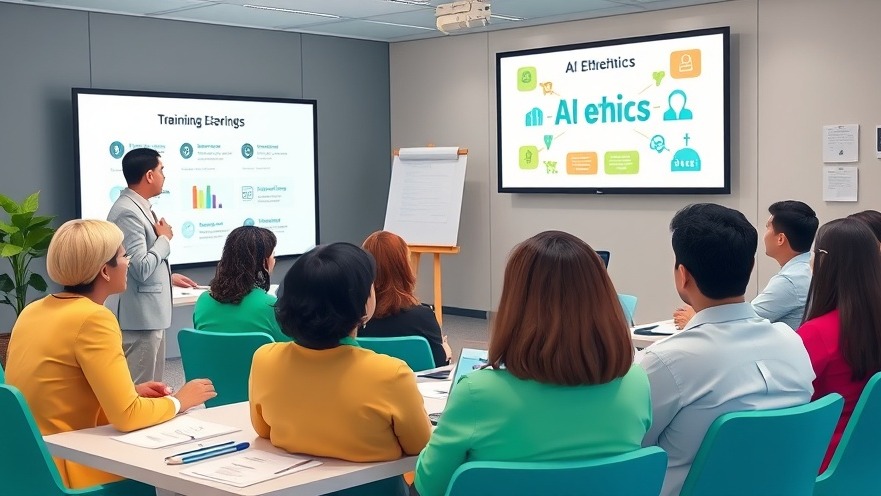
left=525, top=108, right=543, bottom=127
left=663, top=90, right=693, bottom=121
left=543, top=135, right=553, bottom=150
left=180, top=143, right=194, bottom=159
left=671, top=133, right=701, bottom=171
left=109, top=186, right=124, bottom=202
left=241, top=143, right=254, bottom=159
left=243, top=218, right=255, bottom=226
left=109, top=141, right=125, bottom=159
left=649, top=135, right=669, bottom=153
left=181, top=221, right=195, bottom=239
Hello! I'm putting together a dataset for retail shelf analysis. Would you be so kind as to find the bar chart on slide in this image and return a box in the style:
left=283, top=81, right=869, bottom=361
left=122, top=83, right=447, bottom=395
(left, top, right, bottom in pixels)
left=192, top=185, right=223, bottom=209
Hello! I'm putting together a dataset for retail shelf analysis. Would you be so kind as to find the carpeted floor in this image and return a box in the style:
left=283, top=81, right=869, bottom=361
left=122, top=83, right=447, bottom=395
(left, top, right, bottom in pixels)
left=165, top=314, right=490, bottom=390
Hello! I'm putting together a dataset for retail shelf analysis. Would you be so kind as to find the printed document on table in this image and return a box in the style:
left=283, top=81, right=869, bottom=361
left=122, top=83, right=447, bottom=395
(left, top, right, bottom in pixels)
left=181, top=451, right=322, bottom=488
left=112, top=416, right=241, bottom=449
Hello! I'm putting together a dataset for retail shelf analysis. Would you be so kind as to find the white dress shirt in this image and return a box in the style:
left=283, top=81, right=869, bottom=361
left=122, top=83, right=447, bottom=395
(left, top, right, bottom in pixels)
left=751, top=252, right=812, bottom=330
left=640, top=302, right=815, bottom=496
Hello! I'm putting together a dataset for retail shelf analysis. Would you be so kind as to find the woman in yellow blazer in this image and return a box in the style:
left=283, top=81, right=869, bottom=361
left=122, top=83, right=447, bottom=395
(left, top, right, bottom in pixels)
left=249, top=242, right=432, bottom=496
left=5, top=219, right=216, bottom=490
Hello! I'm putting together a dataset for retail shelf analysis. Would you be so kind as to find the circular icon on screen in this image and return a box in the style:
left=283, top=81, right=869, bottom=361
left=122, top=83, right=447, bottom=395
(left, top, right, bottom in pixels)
left=241, top=143, right=254, bottom=159
left=243, top=218, right=255, bottom=226
left=180, top=143, right=194, bottom=159
left=109, top=186, right=124, bottom=202
left=109, top=141, right=125, bottom=159
left=181, top=221, right=196, bottom=239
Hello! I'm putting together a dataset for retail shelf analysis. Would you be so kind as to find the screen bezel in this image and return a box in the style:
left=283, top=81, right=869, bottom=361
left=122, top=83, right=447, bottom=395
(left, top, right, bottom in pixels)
left=71, top=87, right=320, bottom=269
left=496, top=26, right=731, bottom=195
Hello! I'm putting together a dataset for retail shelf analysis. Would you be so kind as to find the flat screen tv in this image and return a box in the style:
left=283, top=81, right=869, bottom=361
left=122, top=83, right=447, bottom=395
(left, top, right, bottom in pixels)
left=497, top=27, right=730, bottom=194
left=73, top=88, right=318, bottom=267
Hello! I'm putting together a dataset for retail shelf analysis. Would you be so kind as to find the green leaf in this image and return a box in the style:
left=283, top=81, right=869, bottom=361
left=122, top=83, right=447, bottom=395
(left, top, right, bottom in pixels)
left=0, top=222, right=19, bottom=235
left=0, top=243, right=23, bottom=257
left=0, top=273, right=13, bottom=293
left=28, top=273, right=48, bottom=292
left=29, top=215, right=55, bottom=230
left=21, top=191, right=39, bottom=213
left=23, top=227, right=54, bottom=251
left=0, top=194, right=20, bottom=215
left=11, top=212, right=34, bottom=230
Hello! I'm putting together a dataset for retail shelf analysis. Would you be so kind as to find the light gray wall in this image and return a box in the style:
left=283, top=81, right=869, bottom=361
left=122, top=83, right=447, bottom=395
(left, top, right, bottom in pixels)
left=391, top=0, right=759, bottom=321
left=0, top=3, right=391, bottom=342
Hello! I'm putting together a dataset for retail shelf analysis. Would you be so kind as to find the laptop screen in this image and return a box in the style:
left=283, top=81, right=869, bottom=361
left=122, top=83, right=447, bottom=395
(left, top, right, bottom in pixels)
left=596, top=250, right=610, bottom=268
left=451, top=348, right=489, bottom=390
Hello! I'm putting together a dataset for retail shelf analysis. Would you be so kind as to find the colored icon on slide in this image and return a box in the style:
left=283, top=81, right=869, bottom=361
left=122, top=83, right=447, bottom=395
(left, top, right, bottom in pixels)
left=652, top=71, right=665, bottom=87
left=517, top=67, right=537, bottom=91
left=543, top=135, right=554, bottom=150
left=649, top=135, right=669, bottom=153
left=109, top=186, right=124, bottom=202
left=180, top=143, right=194, bottom=159
left=518, top=146, right=539, bottom=170
left=663, top=90, right=693, bottom=121
left=241, top=143, right=254, bottom=159
left=243, top=218, right=256, bottom=226
left=109, top=141, right=125, bottom=159
left=181, top=221, right=195, bottom=239
left=670, top=49, right=701, bottom=79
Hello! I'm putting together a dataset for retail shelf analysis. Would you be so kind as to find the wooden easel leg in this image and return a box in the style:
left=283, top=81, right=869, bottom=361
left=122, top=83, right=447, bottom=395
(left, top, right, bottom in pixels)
left=433, top=253, right=443, bottom=326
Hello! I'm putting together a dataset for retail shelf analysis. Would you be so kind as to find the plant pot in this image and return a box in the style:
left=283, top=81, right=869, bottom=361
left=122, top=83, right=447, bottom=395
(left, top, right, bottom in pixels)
left=0, top=331, right=10, bottom=369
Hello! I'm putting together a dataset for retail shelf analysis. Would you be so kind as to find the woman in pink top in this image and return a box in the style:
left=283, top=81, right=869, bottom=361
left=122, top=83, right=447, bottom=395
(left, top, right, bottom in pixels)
left=797, top=217, right=881, bottom=472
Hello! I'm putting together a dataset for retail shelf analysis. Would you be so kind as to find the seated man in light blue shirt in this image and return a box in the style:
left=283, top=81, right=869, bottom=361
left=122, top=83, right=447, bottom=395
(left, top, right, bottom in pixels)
left=641, top=203, right=815, bottom=496
left=674, top=200, right=818, bottom=330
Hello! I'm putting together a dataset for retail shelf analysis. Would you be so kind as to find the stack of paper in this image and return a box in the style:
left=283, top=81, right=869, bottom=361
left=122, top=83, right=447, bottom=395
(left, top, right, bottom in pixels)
left=181, top=451, right=322, bottom=488
left=112, top=416, right=241, bottom=449
left=417, top=381, right=452, bottom=399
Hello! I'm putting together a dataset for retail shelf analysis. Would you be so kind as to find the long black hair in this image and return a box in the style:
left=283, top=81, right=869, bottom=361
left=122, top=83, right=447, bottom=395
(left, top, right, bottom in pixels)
left=803, top=218, right=881, bottom=381
left=210, top=226, right=277, bottom=304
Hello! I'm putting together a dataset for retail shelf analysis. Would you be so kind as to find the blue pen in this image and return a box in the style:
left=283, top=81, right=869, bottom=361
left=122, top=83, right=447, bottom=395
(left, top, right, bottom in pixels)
left=164, top=440, right=235, bottom=460
left=165, top=442, right=250, bottom=465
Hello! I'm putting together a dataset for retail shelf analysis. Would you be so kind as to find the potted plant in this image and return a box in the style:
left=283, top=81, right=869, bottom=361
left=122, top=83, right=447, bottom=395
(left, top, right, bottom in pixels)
left=0, top=191, right=56, bottom=367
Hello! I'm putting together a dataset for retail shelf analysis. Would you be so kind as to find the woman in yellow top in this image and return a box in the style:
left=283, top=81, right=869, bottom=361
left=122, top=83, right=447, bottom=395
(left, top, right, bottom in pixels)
left=249, top=242, right=432, bottom=496
left=5, top=219, right=216, bottom=490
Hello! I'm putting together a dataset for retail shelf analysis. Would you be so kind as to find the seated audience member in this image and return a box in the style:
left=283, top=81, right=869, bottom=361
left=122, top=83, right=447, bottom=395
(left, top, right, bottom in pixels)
left=249, top=242, right=431, bottom=496
left=797, top=218, right=881, bottom=472
left=193, top=226, right=287, bottom=343
left=361, top=230, right=450, bottom=367
left=674, top=200, right=817, bottom=330
left=4, top=220, right=215, bottom=490
left=642, top=204, right=815, bottom=496
left=415, top=231, right=651, bottom=496
left=848, top=209, right=881, bottom=246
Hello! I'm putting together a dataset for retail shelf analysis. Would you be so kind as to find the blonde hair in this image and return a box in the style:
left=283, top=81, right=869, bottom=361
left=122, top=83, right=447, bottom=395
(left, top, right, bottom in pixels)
left=47, top=219, right=123, bottom=287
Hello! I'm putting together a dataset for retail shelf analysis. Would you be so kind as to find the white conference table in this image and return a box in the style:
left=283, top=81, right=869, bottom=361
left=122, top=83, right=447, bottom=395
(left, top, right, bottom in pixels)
left=631, top=319, right=680, bottom=349
left=171, top=286, right=208, bottom=307
left=43, top=378, right=449, bottom=496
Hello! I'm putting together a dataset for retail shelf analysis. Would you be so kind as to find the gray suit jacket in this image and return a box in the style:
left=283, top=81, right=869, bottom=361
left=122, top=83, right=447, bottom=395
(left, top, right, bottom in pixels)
left=107, top=189, right=172, bottom=331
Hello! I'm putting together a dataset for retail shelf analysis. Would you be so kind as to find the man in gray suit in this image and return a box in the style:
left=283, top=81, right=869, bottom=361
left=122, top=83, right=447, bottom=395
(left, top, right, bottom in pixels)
left=108, top=148, right=198, bottom=383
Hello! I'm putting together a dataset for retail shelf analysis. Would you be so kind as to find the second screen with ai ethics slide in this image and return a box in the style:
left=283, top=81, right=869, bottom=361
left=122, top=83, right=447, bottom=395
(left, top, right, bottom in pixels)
left=498, top=29, right=728, bottom=192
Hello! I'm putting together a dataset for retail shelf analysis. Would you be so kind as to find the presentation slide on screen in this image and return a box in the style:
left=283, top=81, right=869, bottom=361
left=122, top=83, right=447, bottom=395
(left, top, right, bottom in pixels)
left=498, top=29, right=728, bottom=192
left=75, top=92, right=317, bottom=265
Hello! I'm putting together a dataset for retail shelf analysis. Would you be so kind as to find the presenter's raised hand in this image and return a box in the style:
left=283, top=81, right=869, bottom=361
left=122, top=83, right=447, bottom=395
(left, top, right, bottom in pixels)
left=174, top=379, right=217, bottom=411
left=673, top=304, right=696, bottom=330
left=172, top=273, right=199, bottom=288
left=154, top=217, right=173, bottom=240
left=136, top=381, right=173, bottom=398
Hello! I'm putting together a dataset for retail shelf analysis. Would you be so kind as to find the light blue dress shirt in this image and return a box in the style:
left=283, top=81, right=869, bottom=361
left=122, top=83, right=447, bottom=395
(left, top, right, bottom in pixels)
left=751, top=252, right=812, bottom=330
left=639, top=303, right=815, bottom=496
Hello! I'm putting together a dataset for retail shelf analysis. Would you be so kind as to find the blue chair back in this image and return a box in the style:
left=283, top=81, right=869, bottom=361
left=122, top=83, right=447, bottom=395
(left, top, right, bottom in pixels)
left=178, top=329, right=274, bottom=407
left=815, top=372, right=881, bottom=495
left=680, top=393, right=844, bottom=496
left=444, top=447, right=667, bottom=496
left=618, top=294, right=638, bottom=325
left=0, top=362, right=5, bottom=383
left=356, top=336, right=435, bottom=372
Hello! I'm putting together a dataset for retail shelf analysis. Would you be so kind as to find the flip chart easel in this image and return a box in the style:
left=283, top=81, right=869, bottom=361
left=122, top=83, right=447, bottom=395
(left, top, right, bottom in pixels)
left=386, top=147, right=468, bottom=326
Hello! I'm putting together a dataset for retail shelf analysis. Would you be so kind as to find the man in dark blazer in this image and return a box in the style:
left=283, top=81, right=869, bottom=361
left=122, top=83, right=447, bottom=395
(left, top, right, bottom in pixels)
left=107, top=148, right=197, bottom=383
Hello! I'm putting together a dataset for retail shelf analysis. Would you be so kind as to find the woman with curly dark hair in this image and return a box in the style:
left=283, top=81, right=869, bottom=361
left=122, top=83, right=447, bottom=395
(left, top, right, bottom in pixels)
left=193, top=226, right=288, bottom=342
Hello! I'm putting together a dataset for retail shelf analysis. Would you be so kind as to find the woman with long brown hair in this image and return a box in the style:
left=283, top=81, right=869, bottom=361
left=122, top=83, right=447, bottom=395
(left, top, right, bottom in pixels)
left=361, top=231, right=449, bottom=366
left=413, top=230, right=651, bottom=496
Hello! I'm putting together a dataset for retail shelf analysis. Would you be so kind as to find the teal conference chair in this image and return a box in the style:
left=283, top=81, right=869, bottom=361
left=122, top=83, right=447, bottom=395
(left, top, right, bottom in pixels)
left=357, top=336, right=435, bottom=372
left=815, top=372, right=881, bottom=495
left=444, top=446, right=667, bottom=496
left=0, top=362, right=5, bottom=383
left=618, top=294, right=638, bottom=325
left=0, top=384, right=153, bottom=496
left=178, top=329, right=274, bottom=408
left=680, top=393, right=844, bottom=496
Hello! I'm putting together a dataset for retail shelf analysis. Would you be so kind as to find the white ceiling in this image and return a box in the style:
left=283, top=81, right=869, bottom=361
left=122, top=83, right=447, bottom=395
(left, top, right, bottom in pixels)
left=2, top=0, right=730, bottom=42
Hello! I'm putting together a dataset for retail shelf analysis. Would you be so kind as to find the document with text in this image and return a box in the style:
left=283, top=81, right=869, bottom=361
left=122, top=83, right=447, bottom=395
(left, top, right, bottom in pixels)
left=181, top=450, right=322, bottom=487
left=112, top=416, right=241, bottom=449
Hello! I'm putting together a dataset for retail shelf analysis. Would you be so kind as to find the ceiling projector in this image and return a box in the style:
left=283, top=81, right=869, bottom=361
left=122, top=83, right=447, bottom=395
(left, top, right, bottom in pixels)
left=435, top=1, right=491, bottom=34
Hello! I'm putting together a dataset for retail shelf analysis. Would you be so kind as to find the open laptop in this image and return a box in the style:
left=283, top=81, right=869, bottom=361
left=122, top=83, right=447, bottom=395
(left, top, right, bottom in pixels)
left=596, top=250, right=610, bottom=268
left=427, top=347, right=488, bottom=424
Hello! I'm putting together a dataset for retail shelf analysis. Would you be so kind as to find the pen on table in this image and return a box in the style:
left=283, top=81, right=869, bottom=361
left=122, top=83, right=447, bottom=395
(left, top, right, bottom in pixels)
left=164, top=440, right=235, bottom=460
left=165, top=442, right=250, bottom=465
left=274, top=459, right=313, bottom=474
